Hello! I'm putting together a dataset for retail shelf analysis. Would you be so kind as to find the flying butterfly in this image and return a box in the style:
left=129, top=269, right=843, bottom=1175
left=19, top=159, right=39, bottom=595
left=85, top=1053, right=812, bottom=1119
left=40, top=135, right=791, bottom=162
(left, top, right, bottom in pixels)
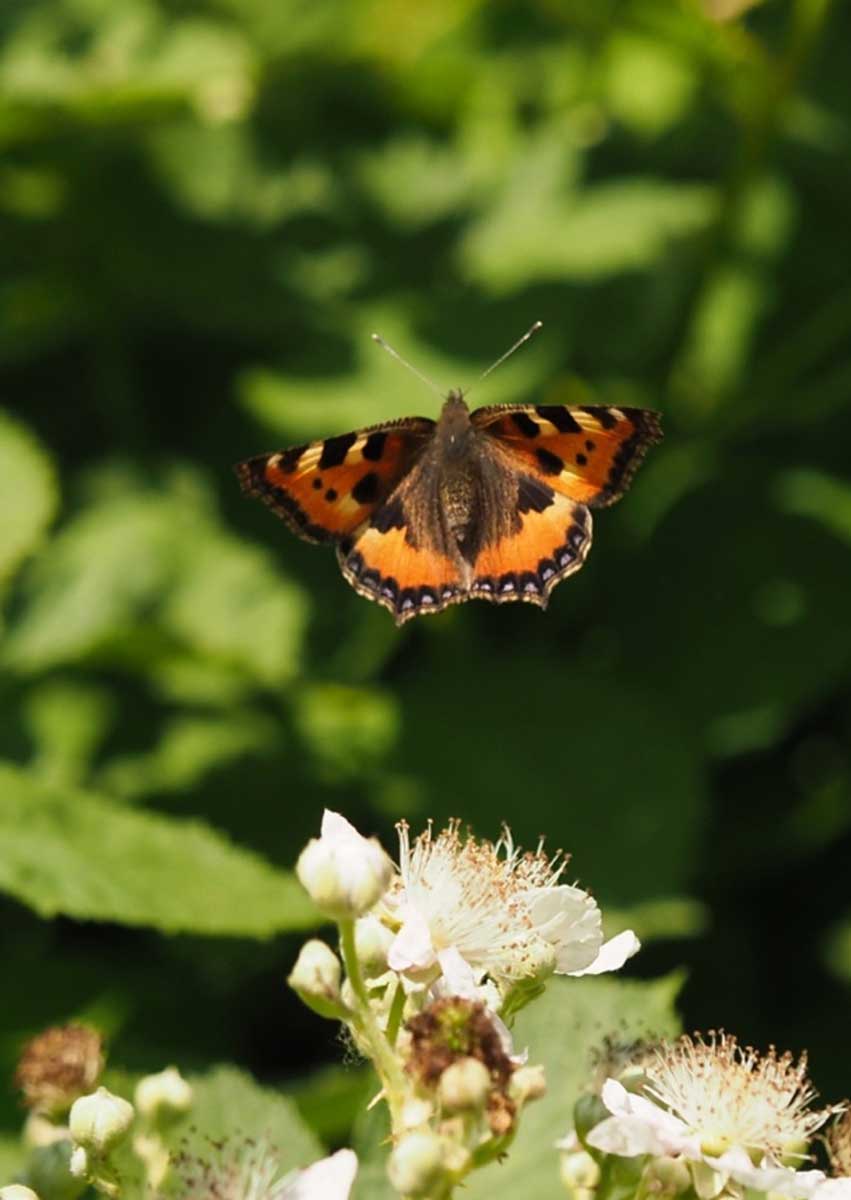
left=235, top=324, right=662, bottom=624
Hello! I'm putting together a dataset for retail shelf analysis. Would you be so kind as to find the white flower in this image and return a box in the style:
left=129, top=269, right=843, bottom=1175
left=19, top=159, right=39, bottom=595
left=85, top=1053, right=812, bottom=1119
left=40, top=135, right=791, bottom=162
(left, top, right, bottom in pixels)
left=587, top=1034, right=836, bottom=1200
left=297, top=810, right=393, bottom=919
left=173, top=1141, right=357, bottom=1200
left=385, top=821, right=637, bottom=996
left=135, top=1066, right=192, bottom=1118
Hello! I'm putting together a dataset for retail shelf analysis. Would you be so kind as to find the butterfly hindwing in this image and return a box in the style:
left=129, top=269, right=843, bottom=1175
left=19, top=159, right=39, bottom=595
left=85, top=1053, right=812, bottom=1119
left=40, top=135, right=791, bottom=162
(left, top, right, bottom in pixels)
left=472, top=403, right=662, bottom=508
left=235, top=417, right=434, bottom=544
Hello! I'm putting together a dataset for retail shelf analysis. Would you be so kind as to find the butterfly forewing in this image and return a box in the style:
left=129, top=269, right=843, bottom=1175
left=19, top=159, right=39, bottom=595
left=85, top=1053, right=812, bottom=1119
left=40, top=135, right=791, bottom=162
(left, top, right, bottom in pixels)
left=471, top=403, right=662, bottom=508
left=235, top=417, right=434, bottom=544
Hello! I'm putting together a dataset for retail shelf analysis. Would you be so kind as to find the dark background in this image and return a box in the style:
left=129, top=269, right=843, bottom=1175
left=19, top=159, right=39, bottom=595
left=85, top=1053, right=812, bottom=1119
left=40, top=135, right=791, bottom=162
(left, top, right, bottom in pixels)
left=1, top=0, right=850, bottom=1147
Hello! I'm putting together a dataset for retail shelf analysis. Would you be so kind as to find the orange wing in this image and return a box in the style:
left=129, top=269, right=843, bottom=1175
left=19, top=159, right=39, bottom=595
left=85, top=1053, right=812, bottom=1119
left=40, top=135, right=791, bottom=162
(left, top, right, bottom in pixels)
left=469, top=485, right=593, bottom=609
left=472, top=404, right=662, bottom=508
left=339, top=518, right=464, bottom=625
left=235, top=418, right=434, bottom=543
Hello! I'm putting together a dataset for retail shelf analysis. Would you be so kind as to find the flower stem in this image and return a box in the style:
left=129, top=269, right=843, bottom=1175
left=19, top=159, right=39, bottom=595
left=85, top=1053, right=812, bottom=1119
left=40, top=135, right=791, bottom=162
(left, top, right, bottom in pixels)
left=338, top=919, right=407, bottom=1123
left=386, top=978, right=406, bottom=1048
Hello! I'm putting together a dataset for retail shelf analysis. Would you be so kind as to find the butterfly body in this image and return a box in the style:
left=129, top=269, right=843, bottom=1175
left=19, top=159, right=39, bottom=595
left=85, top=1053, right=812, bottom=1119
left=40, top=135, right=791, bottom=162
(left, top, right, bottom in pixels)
left=236, top=391, right=661, bottom=624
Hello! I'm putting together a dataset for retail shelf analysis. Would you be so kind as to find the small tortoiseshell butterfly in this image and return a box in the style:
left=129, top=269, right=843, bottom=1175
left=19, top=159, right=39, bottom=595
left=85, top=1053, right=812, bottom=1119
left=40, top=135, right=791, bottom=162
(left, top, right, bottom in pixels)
left=236, top=332, right=662, bottom=624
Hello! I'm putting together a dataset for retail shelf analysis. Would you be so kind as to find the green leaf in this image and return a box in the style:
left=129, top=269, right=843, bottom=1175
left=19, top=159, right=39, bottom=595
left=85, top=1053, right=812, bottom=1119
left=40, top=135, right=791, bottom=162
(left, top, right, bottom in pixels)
left=0, top=1135, right=25, bottom=1188
left=0, top=761, right=315, bottom=936
left=160, top=1066, right=322, bottom=1197
left=0, top=411, right=57, bottom=587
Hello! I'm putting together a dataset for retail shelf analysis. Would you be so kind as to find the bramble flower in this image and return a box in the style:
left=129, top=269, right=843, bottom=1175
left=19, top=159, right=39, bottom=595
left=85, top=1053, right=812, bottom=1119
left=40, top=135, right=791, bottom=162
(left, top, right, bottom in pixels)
left=384, top=820, right=637, bottom=997
left=586, top=1033, right=835, bottom=1198
left=296, top=810, right=393, bottom=919
left=173, top=1140, right=357, bottom=1200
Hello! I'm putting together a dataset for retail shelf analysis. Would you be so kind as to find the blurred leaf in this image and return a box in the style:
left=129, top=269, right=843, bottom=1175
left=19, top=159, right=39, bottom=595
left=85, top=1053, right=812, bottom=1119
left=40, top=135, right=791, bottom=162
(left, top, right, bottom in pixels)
left=24, top=679, right=113, bottom=788
left=822, top=918, right=851, bottom=985
left=0, top=411, right=57, bottom=589
left=0, top=1136, right=24, bottom=1188
left=0, top=761, right=315, bottom=935
left=775, top=468, right=851, bottom=546
left=291, top=1064, right=373, bottom=1144
left=4, top=468, right=307, bottom=683
left=159, top=1065, right=322, bottom=1197
left=604, top=32, right=696, bottom=136
left=293, top=683, right=399, bottom=782
left=460, top=143, right=717, bottom=291
left=96, top=711, right=278, bottom=801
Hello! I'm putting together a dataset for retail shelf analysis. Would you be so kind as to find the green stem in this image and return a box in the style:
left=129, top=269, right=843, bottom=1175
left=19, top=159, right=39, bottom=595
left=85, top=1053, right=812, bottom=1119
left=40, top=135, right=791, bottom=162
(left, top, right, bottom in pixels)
left=339, top=919, right=407, bottom=1123
left=386, top=978, right=406, bottom=1048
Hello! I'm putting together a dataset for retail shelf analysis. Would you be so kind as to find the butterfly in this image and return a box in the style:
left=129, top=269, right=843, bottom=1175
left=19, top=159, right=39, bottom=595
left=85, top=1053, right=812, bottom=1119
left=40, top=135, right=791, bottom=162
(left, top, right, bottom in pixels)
left=236, top=384, right=662, bottom=624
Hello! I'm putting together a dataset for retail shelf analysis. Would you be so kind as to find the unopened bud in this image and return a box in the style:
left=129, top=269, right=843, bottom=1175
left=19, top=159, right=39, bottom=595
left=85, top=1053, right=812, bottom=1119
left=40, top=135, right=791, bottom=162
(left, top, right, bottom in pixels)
left=399, top=1097, right=435, bottom=1132
left=618, top=1065, right=649, bottom=1093
left=68, top=1146, right=88, bottom=1179
left=511, top=1063, right=547, bottom=1105
left=573, top=1093, right=609, bottom=1145
left=289, top=940, right=348, bottom=1020
left=780, top=1139, right=810, bottom=1167
left=642, top=1156, right=692, bottom=1195
left=387, top=1131, right=445, bottom=1197
left=0, top=1187, right=41, bottom=1200
left=355, top=915, right=394, bottom=975
left=69, top=1088, right=134, bottom=1155
left=26, top=1141, right=85, bottom=1200
left=134, top=1066, right=192, bottom=1121
left=560, top=1145, right=601, bottom=1196
left=438, top=1057, right=491, bottom=1113
left=24, top=1113, right=69, bottom=1149
left=296, top=810, right=393, bottom=919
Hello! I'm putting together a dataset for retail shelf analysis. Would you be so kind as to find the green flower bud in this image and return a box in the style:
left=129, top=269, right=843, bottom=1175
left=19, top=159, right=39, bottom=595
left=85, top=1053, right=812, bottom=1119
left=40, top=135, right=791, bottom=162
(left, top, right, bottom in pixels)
left=438, top=1057, right=491, bottom=1113
left=69, top=1088, right=134, bottom=1155
left=25, top=1141, right=85, bottom=1200
left=560, top=1145, right=601, bottom=1195
left=573, top=1093, right=609, bottom=1146
left=288, top=940, right=348, bottom=1020
left=134, top=1067, right=192, bottom=1121
left=387, top=1132, right=445, bottom=1197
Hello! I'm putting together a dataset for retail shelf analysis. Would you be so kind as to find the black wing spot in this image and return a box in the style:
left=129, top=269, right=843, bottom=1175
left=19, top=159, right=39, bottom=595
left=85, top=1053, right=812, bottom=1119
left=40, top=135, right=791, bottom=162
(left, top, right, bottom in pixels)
left=279, top=445, right=308, bottom=473
left=362, top=431, right=388, bottom=461
left=325, top=488, right=338, bottom=502
left=511, top=412, right=540, bottom=438
left=319, top=432, right=357, bottom=469
left=371, top=496, right=406, bottom=532
left=517, top=474, right=555, bottom=514
left=352, top=472, right=381, bottom=504
left=585, top=439, right=596, bottom=452
left=535, top=447, right=564, bottom=475
left=580, top=406, right=618, bottom=430
left=536, top=406, right=582, bottom=434
left=312, top=478, right=323, bottom=490
left=575, top=453, right=588, bottom=467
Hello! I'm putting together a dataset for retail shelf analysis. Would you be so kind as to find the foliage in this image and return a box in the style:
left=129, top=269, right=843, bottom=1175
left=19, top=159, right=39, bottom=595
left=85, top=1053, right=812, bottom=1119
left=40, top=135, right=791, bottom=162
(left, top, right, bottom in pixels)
left=1, top=0, right=850, bottom=1192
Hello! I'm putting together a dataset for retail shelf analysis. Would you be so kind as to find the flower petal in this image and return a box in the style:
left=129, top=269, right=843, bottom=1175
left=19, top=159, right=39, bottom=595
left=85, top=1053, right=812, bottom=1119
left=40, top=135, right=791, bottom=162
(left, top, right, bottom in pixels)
left=522, top=885, right=603, bottom=973
left=284, top=1149, right=358, bottom=1199
left=387, top=905, right=436, bottom=973
left=435, top=946, right=479, bottom=995
left=590, top=1079, right=698, bottom=1157
left=568, top=930, right=641, bottom=976
left=704, top=1149, right=826, bottom=1199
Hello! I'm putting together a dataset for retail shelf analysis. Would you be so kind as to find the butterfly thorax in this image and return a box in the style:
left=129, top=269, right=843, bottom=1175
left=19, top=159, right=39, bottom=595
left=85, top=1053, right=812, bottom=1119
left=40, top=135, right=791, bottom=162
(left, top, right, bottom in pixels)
left=432, top=391, right=481, bottom=552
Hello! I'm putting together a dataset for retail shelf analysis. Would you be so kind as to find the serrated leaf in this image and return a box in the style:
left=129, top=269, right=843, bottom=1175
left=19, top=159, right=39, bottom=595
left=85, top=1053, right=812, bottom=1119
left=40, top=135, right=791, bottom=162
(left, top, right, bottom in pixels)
left=0, top=761, right=315, bottom=936
left=0, top=411, right=57, bottom=587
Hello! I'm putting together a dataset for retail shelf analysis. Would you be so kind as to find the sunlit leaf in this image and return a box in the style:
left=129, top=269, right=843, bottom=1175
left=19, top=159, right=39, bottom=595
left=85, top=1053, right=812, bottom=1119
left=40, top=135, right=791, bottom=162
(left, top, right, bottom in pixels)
left=0, top=411, right=57, bottom=588
left=0, top=761, right=315, bottom=935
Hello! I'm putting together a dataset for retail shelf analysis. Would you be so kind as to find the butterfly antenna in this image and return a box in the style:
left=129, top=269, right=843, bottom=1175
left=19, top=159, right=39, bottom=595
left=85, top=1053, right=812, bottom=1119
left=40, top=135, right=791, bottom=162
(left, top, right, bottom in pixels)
left=371, top=333, right=444, bottom=398
left=465, top=321, right=544, bottom=398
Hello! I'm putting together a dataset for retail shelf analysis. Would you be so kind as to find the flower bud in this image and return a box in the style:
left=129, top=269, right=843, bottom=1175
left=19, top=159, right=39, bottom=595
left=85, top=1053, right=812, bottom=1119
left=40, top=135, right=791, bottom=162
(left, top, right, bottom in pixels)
left=24, top=1113, right=70, bottom=1149
left=438, top=1057, right=491, bottom=1113
left=399, top=1097, right=435, bottom=1132
left=387, top=1132, right=445, bottom=1198
left=573, top=1092, right=609, bottom=1145
left=289, top=940, right=348, bottom=1020
left=560, top=1144, right=601, bottom=1197
left=68, top=1147, right=87, bottom=1179
left=642, top=1155, right=692, bottom=1195
left=26, top=1141, right=85, bottom=1200
left=296, top=810, right=393, bottom=919
left=510, top=1063, right=547, bottom=1106
left=0, top=1187, right=41, bottom=1200
left=134, top=1067, right=192, bottom=1121
left=354, top=914, right=395, bottom=975
left=69, top=1088, right=134, bottom=1155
